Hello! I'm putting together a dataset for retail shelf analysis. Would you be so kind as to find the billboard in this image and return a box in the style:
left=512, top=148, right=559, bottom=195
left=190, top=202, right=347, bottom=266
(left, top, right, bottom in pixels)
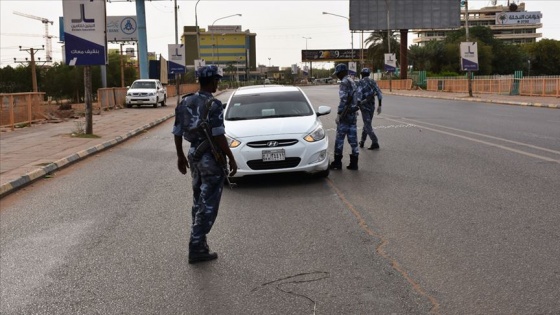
left=350, top=0, right=460, bottom=30
left=107, top=16, right=138, bottom=42
left=63, top=0, right=107, bottom=66
left=301, top=49, right=364, bottom=62
left=495, top=11, right=542, bottom=25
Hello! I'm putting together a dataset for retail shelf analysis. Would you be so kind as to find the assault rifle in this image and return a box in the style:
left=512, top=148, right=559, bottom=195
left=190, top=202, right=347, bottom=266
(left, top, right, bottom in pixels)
left=339, top=91, right=355, bottom=120
left=197, top=98, right=236, bottom=189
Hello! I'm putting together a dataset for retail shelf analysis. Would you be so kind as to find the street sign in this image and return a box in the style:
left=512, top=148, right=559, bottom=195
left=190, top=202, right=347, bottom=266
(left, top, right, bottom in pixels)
left=384, top=53, right=396, bottom=72
left=63, top=0, right=107, bottom=66
left=107, top=16, right=138, bottom=42
left=460, top=42, right=479, bottom=71
left=348, top=61, right=357, bottom=76
left=168, top=44, right=186, bottom=74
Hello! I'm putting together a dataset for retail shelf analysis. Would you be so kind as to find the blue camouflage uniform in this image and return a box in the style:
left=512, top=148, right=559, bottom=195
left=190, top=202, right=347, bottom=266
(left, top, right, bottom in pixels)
left=172, top=90, right=226, bottom=249
left=334, top=75, right=360, bottom=156
left=357, top=76, right=383, bottom=145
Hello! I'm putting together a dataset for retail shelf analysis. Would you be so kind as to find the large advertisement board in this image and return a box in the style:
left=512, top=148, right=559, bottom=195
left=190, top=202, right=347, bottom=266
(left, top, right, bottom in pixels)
left=350, top=0, right=460, bottom=30
left=495, top=11, right=542, bottom=25
left=301, top=49, right=364, bottom=62
left=107, top=16, right=138, bottom=42
left=63, top=0, right=107, bottom=66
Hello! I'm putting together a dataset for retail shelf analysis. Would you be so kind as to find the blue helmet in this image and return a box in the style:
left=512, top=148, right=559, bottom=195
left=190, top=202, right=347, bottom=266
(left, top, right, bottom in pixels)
left=332, top=63, right=348, bottom=75
left=196, top=65, right=222, bottom=78
left=361, top=68, right=371, bottom=75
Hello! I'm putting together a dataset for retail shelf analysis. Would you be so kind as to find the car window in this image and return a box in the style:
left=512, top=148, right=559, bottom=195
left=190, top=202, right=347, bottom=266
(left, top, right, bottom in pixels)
left=226, top=91, right=313, bottom=120
left=131, top=81, right=156, bottom=89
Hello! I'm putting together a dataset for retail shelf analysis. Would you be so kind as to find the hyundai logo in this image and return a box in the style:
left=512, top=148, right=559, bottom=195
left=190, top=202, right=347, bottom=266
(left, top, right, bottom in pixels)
left=267, top=141, right=279, bottom=147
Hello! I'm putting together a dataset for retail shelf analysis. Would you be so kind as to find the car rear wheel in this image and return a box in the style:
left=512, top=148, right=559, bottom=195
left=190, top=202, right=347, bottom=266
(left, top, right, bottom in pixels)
left=160, top=96, right=166, bottom=106
left=153, top=98, right=158, bottom=108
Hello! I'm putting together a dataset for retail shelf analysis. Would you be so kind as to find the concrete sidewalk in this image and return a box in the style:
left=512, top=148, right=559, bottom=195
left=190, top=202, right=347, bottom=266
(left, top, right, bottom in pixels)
left=1, top=90, right=558, bottom=198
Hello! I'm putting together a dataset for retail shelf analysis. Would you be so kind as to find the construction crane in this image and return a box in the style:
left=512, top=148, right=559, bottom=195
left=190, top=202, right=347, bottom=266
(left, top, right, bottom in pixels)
left=13, top=11, right=54, bottom=61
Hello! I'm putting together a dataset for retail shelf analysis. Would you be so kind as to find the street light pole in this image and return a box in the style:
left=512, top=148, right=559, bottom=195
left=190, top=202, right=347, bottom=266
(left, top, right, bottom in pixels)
left=211, top=13, right=242, bottom=65
left=302, top=36, right=311, bottom=78
left=195, top=0, right=201, bottom=61
left=322, top=12, right=353, bottom=62
left=385, top=0, right=392, bottom=91
left=465, top=0, right=473, bottom=97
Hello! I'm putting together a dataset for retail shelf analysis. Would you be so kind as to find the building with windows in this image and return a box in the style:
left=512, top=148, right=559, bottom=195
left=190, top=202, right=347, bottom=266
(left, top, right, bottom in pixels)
left=181, top=25, right=256, bottom=75
left=413, top=2, right=542, bottom=46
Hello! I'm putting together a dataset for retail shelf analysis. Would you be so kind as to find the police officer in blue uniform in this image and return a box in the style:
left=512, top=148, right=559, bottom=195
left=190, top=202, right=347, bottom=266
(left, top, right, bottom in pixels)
left=172, top=65, right=237, bottom=264
left=356, top=68, right=383, bottom=150
left=330, top=63, right=360, bottom=170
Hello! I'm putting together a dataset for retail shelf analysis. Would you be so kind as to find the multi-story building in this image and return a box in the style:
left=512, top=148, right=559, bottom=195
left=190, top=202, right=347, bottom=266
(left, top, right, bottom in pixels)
left=413, top=2, right=542, bottom=46
left=181, top=25, right=256, bottom=74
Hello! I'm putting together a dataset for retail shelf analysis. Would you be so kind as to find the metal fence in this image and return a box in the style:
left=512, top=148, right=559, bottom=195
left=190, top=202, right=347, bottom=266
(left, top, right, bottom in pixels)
left=1, top=92, right=46, bottom=130
left=426, top=75, right=560, bottom=97
left=0, top=84, right=200, bottom=130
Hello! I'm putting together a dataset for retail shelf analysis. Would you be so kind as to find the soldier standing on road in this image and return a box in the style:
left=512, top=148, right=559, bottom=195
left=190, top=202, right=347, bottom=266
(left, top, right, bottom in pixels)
left=172, top=65, right=237, bottom=264
left=357, top=68, right=383, bottom=150
left=329, top=63, right=360, bottom=170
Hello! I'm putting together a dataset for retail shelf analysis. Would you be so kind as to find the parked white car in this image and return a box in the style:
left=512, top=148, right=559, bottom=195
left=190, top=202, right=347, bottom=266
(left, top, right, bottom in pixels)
left=126, top=79, right=167, bottom=108
left=224, top=85, right=331, bottom=179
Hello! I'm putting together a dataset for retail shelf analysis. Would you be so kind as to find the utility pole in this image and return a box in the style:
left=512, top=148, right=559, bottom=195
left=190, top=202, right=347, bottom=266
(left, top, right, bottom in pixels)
left=84, top=66, right=93, bottom=134
left=13, top=11, right=54, bottom=61
left=385, top=0, right=392, bottom=91
left=14, top=45, right=48, bottom=92
left=174, top=0, right=181, bottom=105
left=465, top=0, right=473, bottom=97
left=120, top=43, right=125, bottom=87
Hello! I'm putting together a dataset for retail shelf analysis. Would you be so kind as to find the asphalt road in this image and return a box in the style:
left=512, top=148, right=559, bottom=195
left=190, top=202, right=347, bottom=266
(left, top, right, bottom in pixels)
left=1, top=86, right=559, bottom=314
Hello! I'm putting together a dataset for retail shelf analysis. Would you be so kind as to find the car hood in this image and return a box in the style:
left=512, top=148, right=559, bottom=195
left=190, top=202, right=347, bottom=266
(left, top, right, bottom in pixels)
left=225, top=116, right=318, bottom=138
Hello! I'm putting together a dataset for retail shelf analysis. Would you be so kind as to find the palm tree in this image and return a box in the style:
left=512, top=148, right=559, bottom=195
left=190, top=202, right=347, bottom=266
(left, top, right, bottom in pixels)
left=364, top=31, right=400, bottom=72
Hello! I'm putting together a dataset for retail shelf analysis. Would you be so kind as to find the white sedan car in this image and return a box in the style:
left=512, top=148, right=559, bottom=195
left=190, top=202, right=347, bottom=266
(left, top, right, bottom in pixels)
left=224, top=85, right=331, bottom=179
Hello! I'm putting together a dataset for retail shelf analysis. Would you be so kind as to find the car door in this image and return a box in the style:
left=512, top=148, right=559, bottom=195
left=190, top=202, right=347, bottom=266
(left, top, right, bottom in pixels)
left=156, top=81, right=164, bottom=99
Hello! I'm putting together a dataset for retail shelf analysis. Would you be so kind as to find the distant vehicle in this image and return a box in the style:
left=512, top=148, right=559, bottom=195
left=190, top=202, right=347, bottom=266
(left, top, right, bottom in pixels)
left=125, top=79, right=167, bottom=108
left=224, top=85, right=331, bottom=179
left=313, top=78, right=335, bottom=85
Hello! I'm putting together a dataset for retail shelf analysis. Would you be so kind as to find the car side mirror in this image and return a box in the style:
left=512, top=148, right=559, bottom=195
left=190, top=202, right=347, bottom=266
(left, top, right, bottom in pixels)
left=316, top=106, right=331, bottom=116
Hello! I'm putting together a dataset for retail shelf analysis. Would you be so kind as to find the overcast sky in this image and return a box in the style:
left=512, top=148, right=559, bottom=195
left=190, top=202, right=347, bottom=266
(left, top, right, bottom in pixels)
left=1, top=0, right=559, bottom=69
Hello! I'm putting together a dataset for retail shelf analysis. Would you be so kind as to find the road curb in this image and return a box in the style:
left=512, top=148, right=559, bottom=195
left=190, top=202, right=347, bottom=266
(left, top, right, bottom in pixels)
left=388, top=92, right=559, bottom=109
left=0, top=113, right=175, bottom=198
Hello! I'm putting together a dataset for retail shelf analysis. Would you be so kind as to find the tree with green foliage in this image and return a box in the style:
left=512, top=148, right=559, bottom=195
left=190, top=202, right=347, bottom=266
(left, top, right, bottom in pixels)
left=522, top=39, right=560, bottom=75
left=364, top=31, right=400, bottom=72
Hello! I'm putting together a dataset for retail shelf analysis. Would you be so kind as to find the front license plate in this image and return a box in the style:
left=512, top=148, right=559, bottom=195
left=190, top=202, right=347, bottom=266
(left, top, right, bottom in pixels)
left=262, top=149, right=285, bottom=162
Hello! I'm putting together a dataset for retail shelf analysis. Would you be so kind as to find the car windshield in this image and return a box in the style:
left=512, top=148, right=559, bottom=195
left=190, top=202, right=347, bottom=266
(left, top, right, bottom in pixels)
left=226, top=91, right=313, bottom=120
left=131, top=81, right=156, bottom=89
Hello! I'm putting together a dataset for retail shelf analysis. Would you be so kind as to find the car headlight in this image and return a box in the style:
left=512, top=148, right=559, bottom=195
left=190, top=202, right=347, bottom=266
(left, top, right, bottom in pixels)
left=226, top=135, right=241, bottom=148
left=148, top=92, right=155, bottom=96
left=126, top=92, right=131, bottom=96
left=304, top=125, right=325, bottom=142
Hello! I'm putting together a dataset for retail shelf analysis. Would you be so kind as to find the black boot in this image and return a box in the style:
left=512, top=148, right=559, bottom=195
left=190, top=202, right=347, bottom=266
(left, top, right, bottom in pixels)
left=189, top=241, right=218, bottom=264
left=346, top=154, right=358, bottom=170
left=368, top=143, right=380, bottom=150
left=329, top=154, right=343, bottom=170
left=359, top=141, right=364, bottom=148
